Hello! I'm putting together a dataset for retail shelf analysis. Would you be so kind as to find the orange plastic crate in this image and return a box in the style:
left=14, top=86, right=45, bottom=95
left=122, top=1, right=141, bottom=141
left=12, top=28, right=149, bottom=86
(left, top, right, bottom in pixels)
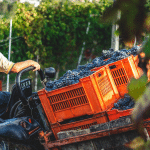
left=89, top=66, right=120, bottom=110
left=38, top=67, right=120, bottom=124
left=51, top=111, right=109, bottom=139
left=92, top=55, right=142, bottom=97
left=107, top=109, right=132, bottom=121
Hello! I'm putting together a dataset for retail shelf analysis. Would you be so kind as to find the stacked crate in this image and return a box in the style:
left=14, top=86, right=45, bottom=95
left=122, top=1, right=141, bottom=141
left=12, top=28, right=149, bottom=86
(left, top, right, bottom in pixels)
left=38, top=66, right=120, bottom=123
left=92, top=55, right=142, bottom=97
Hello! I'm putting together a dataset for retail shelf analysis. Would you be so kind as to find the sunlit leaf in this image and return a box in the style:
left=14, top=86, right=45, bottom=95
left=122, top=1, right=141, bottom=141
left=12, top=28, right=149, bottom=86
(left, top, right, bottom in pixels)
left=128, top=75, right=147, bottom=101
left=132, top=85, right=150, bottom=124
left=125, top=136, right=145, bottom=150
left=143, top=140, right=150, bottom=150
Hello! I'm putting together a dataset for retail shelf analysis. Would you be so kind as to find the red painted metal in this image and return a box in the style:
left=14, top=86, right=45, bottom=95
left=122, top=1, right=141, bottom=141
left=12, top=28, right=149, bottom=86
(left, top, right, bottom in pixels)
left=46, top=124, right=135, bottom=149
left=37, top=55, right=149, bottom=150
left=41, top=120, right=150, bottom=149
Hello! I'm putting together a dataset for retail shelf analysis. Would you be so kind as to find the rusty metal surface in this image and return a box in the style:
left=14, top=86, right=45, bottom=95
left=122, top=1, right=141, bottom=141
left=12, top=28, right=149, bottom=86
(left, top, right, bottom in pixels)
left=44, top=120, right=150, bottom=149
left=46, top=124, right=135, bottom=149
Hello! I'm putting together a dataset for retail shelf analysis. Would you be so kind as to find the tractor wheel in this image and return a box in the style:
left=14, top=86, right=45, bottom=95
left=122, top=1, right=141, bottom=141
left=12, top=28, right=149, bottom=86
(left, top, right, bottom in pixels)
left=0, top=139, right=33, bottom=150
left=0, top=141, right=9, bottom=150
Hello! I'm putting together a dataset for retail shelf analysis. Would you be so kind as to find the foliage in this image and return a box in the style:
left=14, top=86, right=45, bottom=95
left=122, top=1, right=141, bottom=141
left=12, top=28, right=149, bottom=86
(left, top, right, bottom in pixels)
left=101, top=0, right=150, bottom=149
left=0, top=0, right=17, bottom=19
left=127, top=75, right=147, bottom=101
left=102, top=0, right=150, bottom=47
left=0, top=0, right=113, bottom=76
left=125, top=136, right=145, bottom=150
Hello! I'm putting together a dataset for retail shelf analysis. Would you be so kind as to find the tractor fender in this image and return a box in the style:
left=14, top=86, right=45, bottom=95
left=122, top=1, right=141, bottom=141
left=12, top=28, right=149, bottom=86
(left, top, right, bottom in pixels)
left=0, top=117, right=41, bottom=141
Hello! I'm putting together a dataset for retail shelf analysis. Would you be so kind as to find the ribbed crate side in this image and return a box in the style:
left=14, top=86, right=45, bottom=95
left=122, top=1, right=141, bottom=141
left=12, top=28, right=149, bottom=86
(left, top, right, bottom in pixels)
left=108, top=60, right=130, bottom=97
left=105, top=66, right=120, bottom=99
left=80, top=76, right=103, bottom=113
left=122, top=56, right=140, bottom=79
left=92, top=67, right=120, bottom=110
left=99, top=68, right=119, bottom=104
left=93, top=69, right=113, bottom=110
left=38, top=89, right=57, bottom=124
left=129, top=56, right=140, bottom=79
left=80, top=66, right=120, bottom=112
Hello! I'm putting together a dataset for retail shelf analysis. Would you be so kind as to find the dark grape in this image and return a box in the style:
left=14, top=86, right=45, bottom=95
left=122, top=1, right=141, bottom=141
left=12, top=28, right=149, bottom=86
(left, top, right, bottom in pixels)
left=112, top=94, right=135, bottom=110
left=45, top=46, right=140, bottom=92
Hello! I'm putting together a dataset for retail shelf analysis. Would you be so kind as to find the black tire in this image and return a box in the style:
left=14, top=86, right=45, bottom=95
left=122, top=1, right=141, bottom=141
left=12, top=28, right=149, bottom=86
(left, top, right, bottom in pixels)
left=0, top=141, right=9, bottom=150
left=0, top=139, right=33, bottom=150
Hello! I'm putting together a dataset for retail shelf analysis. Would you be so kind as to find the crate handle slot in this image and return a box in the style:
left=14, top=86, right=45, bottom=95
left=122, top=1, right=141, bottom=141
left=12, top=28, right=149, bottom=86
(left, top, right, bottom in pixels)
left=109, top=65, right=117, bottom=69
left=97, top=72, right=103, bottom=77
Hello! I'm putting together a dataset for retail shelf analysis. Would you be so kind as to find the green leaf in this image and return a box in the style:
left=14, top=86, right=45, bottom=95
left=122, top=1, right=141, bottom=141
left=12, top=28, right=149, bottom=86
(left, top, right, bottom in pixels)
left=128, top=75, right=148, bottom=101
left=125, top=137, right=145, bottom=150
left=132, top=85, right=150, bottom=124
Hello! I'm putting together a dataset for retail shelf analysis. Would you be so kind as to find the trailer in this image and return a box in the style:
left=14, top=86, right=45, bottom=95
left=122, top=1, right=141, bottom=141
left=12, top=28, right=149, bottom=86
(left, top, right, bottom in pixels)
left=0, top=52, right=148, bottom=150
left=36, top=54, right=147, bottom=150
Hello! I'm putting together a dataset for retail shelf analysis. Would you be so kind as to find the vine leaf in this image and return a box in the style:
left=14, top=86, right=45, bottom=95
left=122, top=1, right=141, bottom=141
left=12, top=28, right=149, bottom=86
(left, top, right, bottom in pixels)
left=125, top=136, right=150, bottom=150
left=127, top=75, right=147, bottom=101
left=125, top=136, right=145, bottom=150
left=131, top=85, right=150, bottom=123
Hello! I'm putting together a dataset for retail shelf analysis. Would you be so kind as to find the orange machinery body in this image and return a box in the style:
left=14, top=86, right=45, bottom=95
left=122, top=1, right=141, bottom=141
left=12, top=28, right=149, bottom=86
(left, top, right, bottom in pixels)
left=42, top=108, right=150, bottom=150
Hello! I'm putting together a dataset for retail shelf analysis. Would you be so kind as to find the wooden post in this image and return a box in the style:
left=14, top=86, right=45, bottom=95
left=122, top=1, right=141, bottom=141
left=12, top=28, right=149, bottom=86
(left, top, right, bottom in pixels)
left=35, top=55, right=39, bottom=92
left=111, top=11, right=121, bottom=51
left=6, top=18, right=12, bottom=92
left=0, top=80, right=2, bottom=91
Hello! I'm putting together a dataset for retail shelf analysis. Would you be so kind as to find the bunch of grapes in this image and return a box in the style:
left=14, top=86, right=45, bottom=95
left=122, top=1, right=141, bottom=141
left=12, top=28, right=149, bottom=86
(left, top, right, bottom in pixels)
left=46, top=46, right=140, bottom=91
left=112, top=94, right=135, bottom=110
